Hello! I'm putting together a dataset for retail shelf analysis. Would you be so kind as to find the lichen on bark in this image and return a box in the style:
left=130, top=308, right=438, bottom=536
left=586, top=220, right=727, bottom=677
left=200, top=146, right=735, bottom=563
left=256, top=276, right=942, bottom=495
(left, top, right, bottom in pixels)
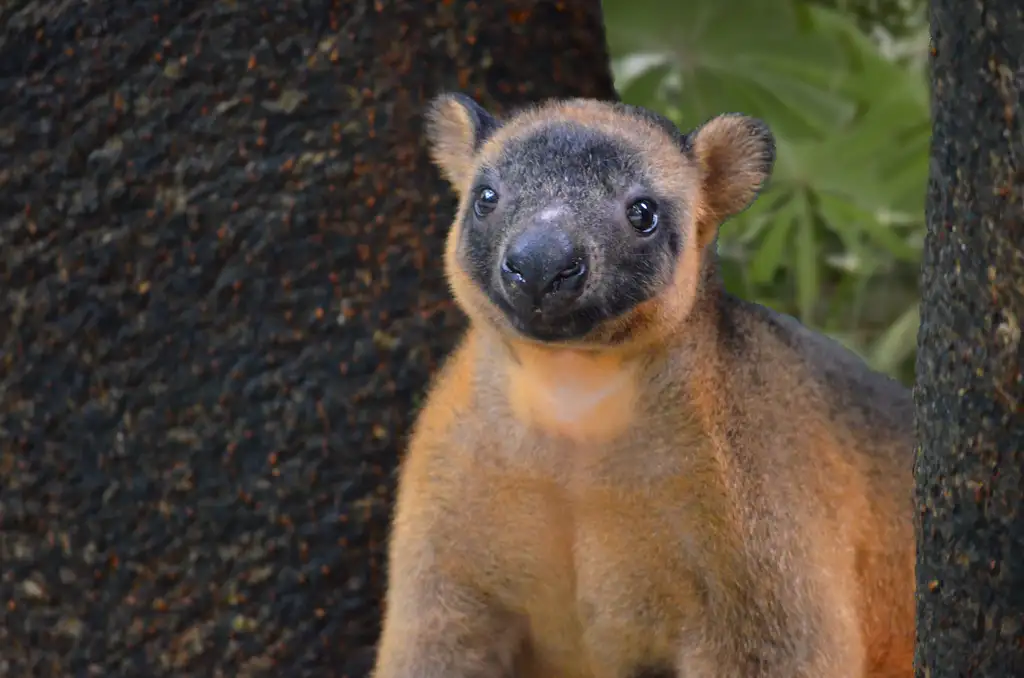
left=915, top=0, right=1024, bottom=675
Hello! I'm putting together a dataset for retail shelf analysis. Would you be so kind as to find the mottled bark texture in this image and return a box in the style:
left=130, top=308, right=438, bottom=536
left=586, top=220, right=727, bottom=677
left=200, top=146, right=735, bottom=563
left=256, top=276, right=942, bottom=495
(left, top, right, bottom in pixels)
left=915, top=0, right=1024, bottom=675
left=0, top=2, right=615, bottom=676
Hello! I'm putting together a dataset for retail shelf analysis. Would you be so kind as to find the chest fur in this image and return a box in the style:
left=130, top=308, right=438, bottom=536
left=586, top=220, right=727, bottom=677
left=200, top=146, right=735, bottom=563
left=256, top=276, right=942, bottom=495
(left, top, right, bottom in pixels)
left=446, top=341, right=739, bottom=675
left=472, top=458, right=725, bottom=677
left=454, top=424, right=734, bottom=678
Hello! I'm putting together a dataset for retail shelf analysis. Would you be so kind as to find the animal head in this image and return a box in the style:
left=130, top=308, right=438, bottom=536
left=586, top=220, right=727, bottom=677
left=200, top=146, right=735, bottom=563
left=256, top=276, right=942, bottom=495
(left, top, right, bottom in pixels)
left=424, top=93, right=775, bottom=351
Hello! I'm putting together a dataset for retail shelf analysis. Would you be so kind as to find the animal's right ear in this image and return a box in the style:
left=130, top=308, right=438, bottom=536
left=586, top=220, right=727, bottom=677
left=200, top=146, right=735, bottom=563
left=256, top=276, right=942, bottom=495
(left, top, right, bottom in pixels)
left=424, top=93, right=500, bottom=191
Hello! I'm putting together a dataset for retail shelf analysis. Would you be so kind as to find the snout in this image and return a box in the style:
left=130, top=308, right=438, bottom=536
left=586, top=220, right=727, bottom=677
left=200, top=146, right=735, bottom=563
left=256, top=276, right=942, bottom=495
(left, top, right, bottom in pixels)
left=499, top=226, right=589, bottom=317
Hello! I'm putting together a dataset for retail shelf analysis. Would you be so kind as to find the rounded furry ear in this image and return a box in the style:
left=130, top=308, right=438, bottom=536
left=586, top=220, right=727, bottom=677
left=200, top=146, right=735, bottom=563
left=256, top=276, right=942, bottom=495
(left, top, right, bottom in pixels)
left=424, top=93, right=500, bottom=190
left=687, top=114, right=775, bottom=244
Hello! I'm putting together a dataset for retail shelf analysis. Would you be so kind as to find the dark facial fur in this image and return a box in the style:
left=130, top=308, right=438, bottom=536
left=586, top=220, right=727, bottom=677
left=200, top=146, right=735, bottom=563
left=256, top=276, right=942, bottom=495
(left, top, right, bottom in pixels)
left=460, top=120, right=685, bottom=342
left=425, top=93, right=775, bottom=347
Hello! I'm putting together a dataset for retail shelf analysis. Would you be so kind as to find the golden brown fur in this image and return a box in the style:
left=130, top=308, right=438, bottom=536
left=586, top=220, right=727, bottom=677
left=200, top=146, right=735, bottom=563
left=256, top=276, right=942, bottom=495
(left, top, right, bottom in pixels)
left=372, top=94, right=915, bottom=678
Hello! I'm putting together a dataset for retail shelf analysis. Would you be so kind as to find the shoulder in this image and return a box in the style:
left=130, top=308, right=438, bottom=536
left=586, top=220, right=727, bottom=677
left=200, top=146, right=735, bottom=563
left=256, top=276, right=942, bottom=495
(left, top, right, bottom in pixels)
left=718, top=293, right=913, bottom=432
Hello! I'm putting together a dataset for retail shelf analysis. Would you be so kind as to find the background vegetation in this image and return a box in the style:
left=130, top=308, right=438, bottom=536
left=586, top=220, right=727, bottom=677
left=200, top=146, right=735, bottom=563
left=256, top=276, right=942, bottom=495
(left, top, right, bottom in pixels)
left=603, top=0, right=929, bottom=385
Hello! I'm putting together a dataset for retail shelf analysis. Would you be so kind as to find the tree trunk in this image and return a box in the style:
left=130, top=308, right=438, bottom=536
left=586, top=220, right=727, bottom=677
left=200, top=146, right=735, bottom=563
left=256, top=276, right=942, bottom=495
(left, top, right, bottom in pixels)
left=915, top=0, right=1024, bottom=675
left=0, top=2, right=615, bottom=676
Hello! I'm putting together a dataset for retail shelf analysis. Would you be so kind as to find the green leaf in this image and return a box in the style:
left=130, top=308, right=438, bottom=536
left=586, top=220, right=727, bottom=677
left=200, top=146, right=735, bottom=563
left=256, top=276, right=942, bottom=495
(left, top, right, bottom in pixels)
left=719, top=256, right=753, bottom=299
left=727, top=59, right=857, bottom=134
left=807, top=5, right=929, bottom=110
left=795, top=191, right=819, bottom=322
left=749, top=193, right=798, bottom=284
left=605, top=0, right=854, bottom=139
left=615, top=59, right=674, bottom=109
left=816, top=192, right=920, bottom=263
left=724, top=184, right=790, bottom=245
left=869, top=304, right=920, bottom=374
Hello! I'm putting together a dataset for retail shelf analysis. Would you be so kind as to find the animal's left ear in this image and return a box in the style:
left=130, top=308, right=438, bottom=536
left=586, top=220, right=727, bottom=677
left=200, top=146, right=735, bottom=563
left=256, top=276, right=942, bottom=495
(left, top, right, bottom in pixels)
left=686, top=113, right=775, bottom=246
left=424, top=92, right=501, bottom=192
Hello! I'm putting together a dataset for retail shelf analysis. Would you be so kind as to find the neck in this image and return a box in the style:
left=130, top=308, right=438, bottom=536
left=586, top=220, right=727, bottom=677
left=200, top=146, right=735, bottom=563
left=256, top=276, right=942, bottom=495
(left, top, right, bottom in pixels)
left=497, top=338, right=646, bottom=444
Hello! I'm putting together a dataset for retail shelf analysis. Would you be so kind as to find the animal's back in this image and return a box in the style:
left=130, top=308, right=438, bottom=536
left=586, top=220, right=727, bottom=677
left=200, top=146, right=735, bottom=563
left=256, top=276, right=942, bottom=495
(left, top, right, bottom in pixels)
left=717, top=293, right=915, bottom=675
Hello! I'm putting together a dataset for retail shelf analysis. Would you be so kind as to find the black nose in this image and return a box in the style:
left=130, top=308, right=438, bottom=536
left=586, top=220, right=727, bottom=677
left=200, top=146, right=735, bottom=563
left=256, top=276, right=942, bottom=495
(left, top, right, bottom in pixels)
left=500, top=227, right=588, bottom=313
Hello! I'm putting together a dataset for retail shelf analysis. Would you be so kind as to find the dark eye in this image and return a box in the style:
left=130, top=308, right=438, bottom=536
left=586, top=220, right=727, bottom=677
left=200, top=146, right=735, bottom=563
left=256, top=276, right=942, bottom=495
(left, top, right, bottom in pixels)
left=473, top=187, right=499, bottom=218
left=626, top=198, right=658, bottom=234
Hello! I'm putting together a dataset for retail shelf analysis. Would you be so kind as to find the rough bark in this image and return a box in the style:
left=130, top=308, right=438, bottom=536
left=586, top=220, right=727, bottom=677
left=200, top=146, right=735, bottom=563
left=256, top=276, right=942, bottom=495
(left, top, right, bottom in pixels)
left=915, top=0, right=1024, bottom=675
left=0, top=2, right=615, bottom=676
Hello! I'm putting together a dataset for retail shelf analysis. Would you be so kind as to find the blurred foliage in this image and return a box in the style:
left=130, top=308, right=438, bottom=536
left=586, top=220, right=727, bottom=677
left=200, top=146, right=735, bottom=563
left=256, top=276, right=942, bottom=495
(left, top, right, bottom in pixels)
left=603, top=0, right=928, bottom=385
left=813, top=0, right=928, bottom=40
left=814, top=0, right=928, bottom=38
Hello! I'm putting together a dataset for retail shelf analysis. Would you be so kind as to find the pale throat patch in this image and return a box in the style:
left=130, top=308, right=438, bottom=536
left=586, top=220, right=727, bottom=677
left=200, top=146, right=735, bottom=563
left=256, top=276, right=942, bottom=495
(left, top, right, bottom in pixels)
left=541, top=370, right=631, bottom=420
left=505, top=345, right=639, bottom=443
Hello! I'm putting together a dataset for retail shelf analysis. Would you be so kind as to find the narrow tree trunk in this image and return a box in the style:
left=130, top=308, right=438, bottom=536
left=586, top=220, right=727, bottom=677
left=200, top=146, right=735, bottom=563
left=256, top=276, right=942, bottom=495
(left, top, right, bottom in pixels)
left=915, top=0, right=1024, bottom=675
left=0, top=2, right=615, bottom=675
